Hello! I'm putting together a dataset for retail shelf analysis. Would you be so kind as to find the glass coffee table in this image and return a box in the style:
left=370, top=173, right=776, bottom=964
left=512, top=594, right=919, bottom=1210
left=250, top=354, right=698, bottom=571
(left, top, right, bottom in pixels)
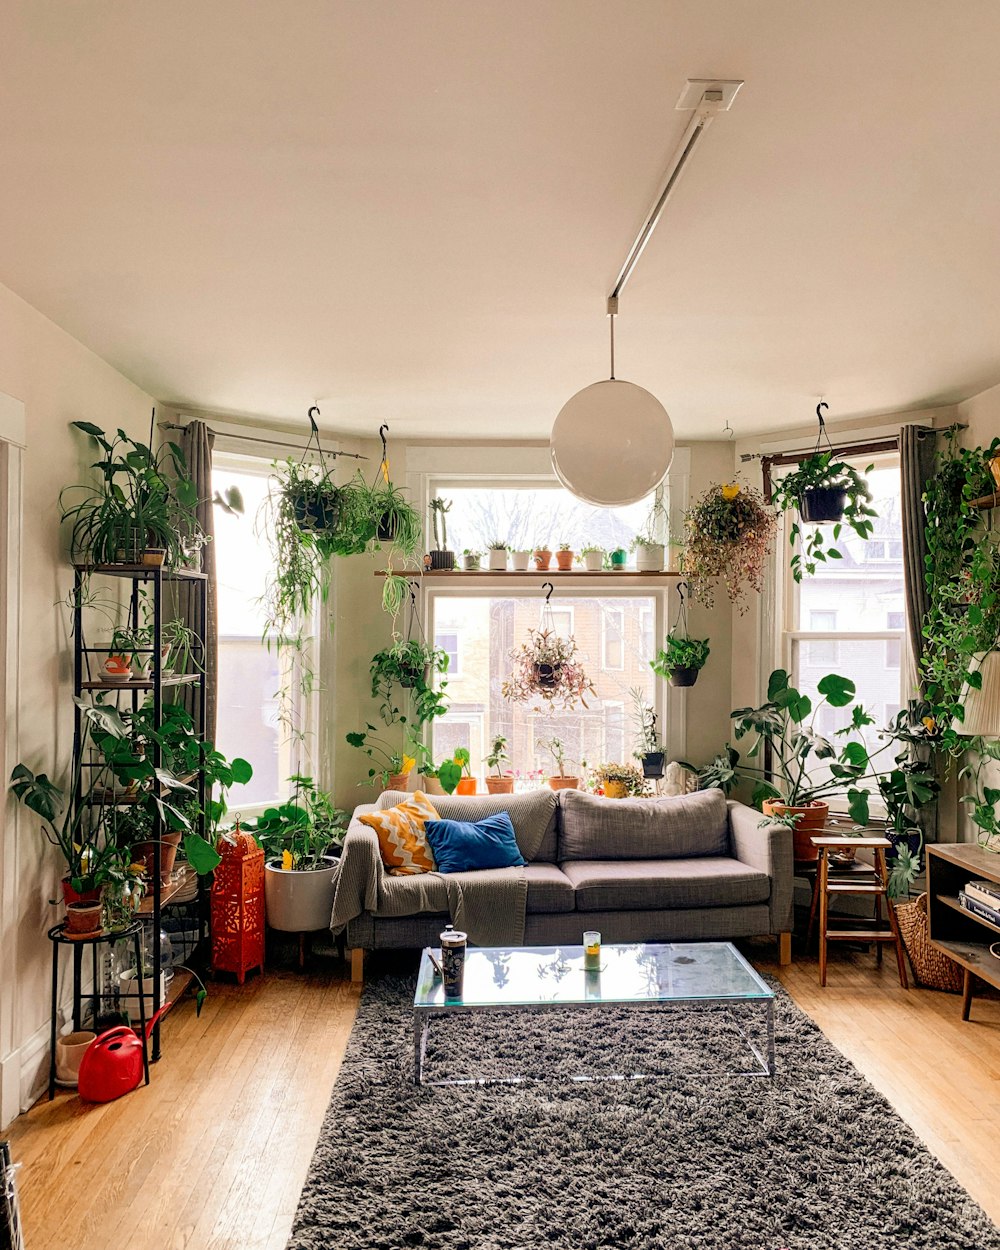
left=413, top=941, right=775, bottom=1085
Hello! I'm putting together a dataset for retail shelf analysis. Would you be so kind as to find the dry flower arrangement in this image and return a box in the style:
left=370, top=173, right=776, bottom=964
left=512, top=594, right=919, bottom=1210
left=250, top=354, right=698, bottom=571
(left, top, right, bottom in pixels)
left=683, top=481, right=776, bottom=612
left=502, top=628, right=595, bottom=712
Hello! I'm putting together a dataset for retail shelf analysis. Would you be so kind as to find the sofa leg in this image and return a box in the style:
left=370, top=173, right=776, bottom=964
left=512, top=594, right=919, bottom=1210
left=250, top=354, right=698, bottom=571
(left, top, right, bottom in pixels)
left=350, top=947, right=365, bottom=984
left=778, top=932, right=792, bottom=966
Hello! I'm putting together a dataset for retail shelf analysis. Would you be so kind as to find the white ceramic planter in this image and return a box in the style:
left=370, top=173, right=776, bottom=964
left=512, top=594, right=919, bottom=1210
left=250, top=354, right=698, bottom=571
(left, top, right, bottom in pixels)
left=264, top=857, right=340, bottom=932
left=487, top=549, right=508, bottom=571
left=510, top=551, right=531, bottom=571
left=582, top=551, right=604, bottom=571
left=635, top=543, right=665, bottom=572
left=55, top=1030, right=96, bottom=1086
left=462, top=554, right=482, bottom=571
left=119, top=969, right=168, bottom=1021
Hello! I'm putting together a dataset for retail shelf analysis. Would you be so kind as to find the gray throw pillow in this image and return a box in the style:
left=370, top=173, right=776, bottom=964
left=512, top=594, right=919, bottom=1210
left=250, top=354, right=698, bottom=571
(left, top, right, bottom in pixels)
left=558, top=788, right=729, bottom=861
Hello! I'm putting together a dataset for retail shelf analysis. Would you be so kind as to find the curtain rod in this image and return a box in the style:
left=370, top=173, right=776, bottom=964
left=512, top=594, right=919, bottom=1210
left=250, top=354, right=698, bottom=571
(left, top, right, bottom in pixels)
left=158, top=421, right=368, bottom=460
left=739, top=421, right=967, bottom=464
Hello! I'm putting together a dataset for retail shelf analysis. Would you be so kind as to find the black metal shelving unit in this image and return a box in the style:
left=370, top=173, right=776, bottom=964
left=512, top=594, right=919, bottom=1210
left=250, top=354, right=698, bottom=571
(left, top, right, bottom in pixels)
left=71, top=563, right=208, bottom=1060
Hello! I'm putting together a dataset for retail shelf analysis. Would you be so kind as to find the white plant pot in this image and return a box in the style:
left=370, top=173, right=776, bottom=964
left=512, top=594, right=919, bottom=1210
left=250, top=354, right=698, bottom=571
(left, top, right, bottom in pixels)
left=510, top=551, right=531, bottom=571
left=635, top=543, right=665, bottom=572
left=264, top=857, right=340, bottom=932
left=462, top=555, right=481, bottom=571
left=487, top=550, right=508, bottom=571
left=55, top=1030, right=96, bottom=1087
left=119, top=969, right=167, bottom=1021
left=582, top=551, right=604, bottom=571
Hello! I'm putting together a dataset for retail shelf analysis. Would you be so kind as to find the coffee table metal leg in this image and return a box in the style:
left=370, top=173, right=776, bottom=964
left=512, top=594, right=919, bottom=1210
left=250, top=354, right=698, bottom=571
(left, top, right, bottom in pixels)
left=413, top=1013, right=428, bottom=1085
left=765, top=1000, right=775, bottom=1077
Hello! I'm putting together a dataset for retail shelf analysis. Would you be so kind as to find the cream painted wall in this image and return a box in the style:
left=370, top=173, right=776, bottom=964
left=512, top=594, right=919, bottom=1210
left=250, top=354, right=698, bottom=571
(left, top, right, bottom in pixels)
left=0, top=279, right=156, bottom=1126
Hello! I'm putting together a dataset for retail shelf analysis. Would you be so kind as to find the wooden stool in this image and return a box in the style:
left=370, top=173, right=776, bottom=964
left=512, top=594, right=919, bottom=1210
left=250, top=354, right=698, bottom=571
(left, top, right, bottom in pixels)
left=809, top=836, right=908, bottom=989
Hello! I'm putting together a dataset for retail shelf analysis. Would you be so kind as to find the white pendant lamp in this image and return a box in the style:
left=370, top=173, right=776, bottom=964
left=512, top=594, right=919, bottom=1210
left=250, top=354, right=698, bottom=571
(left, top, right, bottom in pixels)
left=550, top=79, right=742, bottom=508
left=958, top=652, right=1000, bottom=738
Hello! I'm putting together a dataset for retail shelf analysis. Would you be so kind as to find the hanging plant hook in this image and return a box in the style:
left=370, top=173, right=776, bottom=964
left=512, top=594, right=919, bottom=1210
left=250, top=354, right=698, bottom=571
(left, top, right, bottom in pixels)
left=541, top=581, right=554, bottom=603
left=813, top=401, right=834, bottom=454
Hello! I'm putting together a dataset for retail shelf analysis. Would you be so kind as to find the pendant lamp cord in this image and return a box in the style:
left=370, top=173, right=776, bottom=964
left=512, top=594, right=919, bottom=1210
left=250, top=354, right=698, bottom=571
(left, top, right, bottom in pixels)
left=609, top=313, right=616, bottom=381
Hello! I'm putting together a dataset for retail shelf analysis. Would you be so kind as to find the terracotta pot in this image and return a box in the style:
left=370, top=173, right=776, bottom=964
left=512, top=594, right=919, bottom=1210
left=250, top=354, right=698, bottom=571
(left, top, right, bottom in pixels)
left=555, top=550, right=574, bottom=571
left=455, top=778, right=478, bottom=795
left=421, top=775, right=445, bottom=795
left=62, top=878, right=102, bottom=906
left=55, top=1031, right=97, bottom=1087
left=762, top=799, right=829, bottom=863
left=132, top=830, right=184, bottom=887
left=989, top=454, right=1000, bottom=491
left=547, top=776, right=580, bottom=791
left=603, top=780, right=628, bottom=799
left=102, top=655, right=133, bottom=683
left=141, top=548, right=167, bottom=567
left=65, top=901, right=103, bottom=937
left=533, top=550, right=552, bottom=571
left=385, top=772, right=410, bottom=792
left=485, top=776, right=514, bottom=794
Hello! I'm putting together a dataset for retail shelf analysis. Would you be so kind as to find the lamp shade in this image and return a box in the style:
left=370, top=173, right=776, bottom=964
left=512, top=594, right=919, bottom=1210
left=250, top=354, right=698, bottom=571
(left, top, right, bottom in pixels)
left=958, top=651, right=1000, bottom=738
left=550, top=379, right=674, bottom=507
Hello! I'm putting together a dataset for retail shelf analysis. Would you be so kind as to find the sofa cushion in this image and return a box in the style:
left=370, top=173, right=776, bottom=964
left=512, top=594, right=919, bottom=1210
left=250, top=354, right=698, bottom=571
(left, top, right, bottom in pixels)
left=561, top=857, right=770, bottom=912
left=558, top=788, right=730, bottom=861
left=379, top=788, right=559, bottom=862
left=358, top=791, right=440, bottom=874
left=424, top=812, right=526, bottom=874
left=524, top=864, right=576, bottom=914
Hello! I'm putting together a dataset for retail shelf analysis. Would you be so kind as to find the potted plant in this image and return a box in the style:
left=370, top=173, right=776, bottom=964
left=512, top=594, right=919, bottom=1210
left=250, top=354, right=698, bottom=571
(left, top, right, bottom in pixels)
left=683, top=482, right=777, bottom=611
left=630, top=687, right=664, bottom=778
left=594, top=763, right=649, bottom=799
left=428, top=497, right=455, bottom=570
left=451, top=747, right=477, bottom=795
left=651, top=633, right=710, bottom=688
left=371, top=480, right=422, bottom=553
left=631, top=535, right=664, bottom=572
left=534, top=545, right=553, bottom=571
left=102, top=627, right=141, bottom=683
left=537, top=737, right=580, bottom=790
left=416, top=752, right=463, bottom=796
left=510, top=549, right=532, bottom=571
left=369, top=639, right=450, bottom=725
left=462, top=549, right=483, bottom=571
left=485, top=735, right=514, bottom=793
left=609, top=547, right=628, bottom=569
left=770, top=452, right=877, bottom=582
left=580, top=545, right=604, bottom=572
left=249, top=775, right=349, bottom=932
left=485, top=541, right=508, bottom=572
left=502, top=628, right=596, bottom=711
left=555, top=543, right=574, bottom=571
left=346, top=726, right=422, bottom=789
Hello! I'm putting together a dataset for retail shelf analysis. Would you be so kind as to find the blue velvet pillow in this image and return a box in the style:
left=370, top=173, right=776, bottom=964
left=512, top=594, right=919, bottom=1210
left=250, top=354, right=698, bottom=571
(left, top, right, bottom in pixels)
left=423, top=811, right=527, bottom=874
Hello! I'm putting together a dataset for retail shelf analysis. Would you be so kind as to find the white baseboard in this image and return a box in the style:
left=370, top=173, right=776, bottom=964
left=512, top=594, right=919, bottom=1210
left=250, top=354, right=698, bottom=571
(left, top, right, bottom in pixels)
left=0, top=990, right=95, bottom=1129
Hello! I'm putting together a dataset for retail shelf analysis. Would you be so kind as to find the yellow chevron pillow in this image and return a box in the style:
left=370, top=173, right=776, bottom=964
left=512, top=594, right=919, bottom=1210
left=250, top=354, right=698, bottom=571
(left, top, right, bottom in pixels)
left=359, top=791, right=440, bottom=875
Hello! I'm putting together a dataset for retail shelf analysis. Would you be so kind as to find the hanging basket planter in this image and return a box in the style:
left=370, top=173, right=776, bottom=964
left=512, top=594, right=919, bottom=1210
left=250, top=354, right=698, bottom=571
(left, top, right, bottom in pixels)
left=503, top=628, right=594, bottom=710
left=289, top=483, right=342, bottom=533
left=683, top=482, right=776, bottom=611
left=798, top=485, right=848, bottom=524
left=669, top=666, right=701, bottom=688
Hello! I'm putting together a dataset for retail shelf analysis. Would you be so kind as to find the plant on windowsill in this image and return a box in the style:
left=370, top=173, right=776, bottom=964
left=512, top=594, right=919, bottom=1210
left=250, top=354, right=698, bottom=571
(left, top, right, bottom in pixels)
left=594, top=762, right=649, bottom=799
left=502, top=628, right=596, bottom=712
left=485, top=735, right=514, bottom=793
left=579, top=545, right=605, bottom=572
left=462, top=549, right=483, bottom=571
left=510, top=548, right=533, bottom=572
left=683, top=481, right=776, bottom=612
left=770, top=452, right=877, bottom=582
left=555, top=542, right=574, bottom=571
left=346, top=726, right=422, bottom=790
left=629, top=687, right=664, bottom=778
left=428, top=497, right=455, bottom=570
left=485, top=540, right=509, bottom=572
left=650, top=632, right=710, bottom=688
left=609, top=547, right=628, bottom=569
left=536, top=736, right=580, bottom=791
left=533, top=545, right=553, bottom=571
left=453, top=747, right=478, bottom=795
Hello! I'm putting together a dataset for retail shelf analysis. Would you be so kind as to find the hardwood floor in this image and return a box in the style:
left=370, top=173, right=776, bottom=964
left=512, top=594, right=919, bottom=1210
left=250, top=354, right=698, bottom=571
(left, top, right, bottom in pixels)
left=5, top=941, right=1000, bottom=1248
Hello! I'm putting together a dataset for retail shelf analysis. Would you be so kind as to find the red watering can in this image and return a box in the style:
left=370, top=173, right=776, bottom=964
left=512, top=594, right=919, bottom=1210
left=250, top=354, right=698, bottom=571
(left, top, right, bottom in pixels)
left=77, top=1004, right=171, bottom=1103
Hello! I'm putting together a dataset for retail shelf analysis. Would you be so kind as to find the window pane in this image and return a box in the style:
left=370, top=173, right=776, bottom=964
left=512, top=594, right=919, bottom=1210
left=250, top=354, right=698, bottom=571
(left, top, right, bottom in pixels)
left=793, top=636, right=902, bottom=749
left=437, top=486, right=659, bottom=554
left=213, top=464, right=293, bottom=807
left=431, top=595, right=656, bottom=779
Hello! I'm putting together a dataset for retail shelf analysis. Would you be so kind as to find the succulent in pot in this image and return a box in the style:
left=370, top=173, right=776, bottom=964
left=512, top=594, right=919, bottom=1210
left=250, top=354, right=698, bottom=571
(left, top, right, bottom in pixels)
left=533, top=546, right=553, bottom=571
left=537, top=736, right=580, bottom=790
left=428, top=497, right=455, bottom=569
left=555, top=542, right=574, bottom=571
left=651, top=633, right=710, bottom=688
left=510, top=549, right=532, bottom=571
left=580, top=545, right=604, bottom=572
left=485, top=540, right=509, bottom=572
left=484, top=734, right=514, bottom=793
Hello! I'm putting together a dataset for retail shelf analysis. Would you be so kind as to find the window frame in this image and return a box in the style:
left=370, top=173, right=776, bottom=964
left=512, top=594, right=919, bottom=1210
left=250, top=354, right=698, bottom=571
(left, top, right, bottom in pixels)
left=601, top=605, right=626, bottom=672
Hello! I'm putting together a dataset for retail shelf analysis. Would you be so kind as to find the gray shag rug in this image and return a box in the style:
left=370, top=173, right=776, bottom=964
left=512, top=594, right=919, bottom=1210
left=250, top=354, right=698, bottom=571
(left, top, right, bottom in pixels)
left=288, top=966, right=1000, bottom=1250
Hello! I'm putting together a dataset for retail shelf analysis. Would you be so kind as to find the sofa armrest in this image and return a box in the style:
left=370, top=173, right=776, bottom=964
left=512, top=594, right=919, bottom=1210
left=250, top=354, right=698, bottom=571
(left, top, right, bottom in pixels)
left=727, top=800, right=794, bottom=933
left=330, top=804, right=384, bottom=935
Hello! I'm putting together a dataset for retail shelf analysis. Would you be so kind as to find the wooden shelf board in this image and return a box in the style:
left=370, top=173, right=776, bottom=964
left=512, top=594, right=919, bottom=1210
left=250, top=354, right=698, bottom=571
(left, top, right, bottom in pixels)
left=930, top=936, right=1000, bottom=990
left=375, top=569, right=686, bottom=580
left=88, top=771, right=199, bottom=806
left=936, top=892, right=1000, bottom=938
left=73, top=563, right=207, bottom=581
left=135, top=864, right=198, bottom=915
left=79, top=674, right=199, bottom=691
left=970, top=491, right=1000, bottom=511
left=928, top=843, right=1000, bottom=881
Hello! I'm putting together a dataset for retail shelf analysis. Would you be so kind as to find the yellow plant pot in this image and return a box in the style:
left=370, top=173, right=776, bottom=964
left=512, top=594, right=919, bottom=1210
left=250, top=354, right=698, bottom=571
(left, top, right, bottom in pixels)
left=604, top=780, right=628, bottom=799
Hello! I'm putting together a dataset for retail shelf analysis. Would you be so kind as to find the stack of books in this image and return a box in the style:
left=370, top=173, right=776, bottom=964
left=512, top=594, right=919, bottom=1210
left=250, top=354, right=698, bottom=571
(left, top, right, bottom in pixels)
left=958, top=878, right=1000, bottom=928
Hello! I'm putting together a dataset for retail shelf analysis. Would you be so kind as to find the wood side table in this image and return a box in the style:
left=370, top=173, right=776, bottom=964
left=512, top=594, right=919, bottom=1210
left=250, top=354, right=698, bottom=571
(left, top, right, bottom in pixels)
left=809, top=836, right=908, bottom=989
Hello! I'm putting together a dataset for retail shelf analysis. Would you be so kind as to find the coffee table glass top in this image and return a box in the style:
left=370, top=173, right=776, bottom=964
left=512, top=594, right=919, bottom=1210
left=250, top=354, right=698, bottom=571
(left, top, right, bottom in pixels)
left=414, top=941, right=772, bottom=1010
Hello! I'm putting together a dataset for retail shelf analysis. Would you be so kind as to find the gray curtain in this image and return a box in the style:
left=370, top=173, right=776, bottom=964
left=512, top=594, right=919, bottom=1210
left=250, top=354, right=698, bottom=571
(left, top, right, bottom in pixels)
left=900, top=424, right=936, bottom=690
left=182, top=421, right=218, bottom=744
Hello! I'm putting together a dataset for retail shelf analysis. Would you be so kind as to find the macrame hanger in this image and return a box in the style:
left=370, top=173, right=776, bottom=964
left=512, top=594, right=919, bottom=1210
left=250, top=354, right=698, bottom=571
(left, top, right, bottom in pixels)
left=813, top=401, right=834, bottom=455
left=673, top=580, right=690, bottom=636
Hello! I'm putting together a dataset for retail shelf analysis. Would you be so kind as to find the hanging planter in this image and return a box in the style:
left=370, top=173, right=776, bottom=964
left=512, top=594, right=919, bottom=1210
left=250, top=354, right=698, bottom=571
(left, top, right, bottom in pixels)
left=770, top=403, right=878, bottom=582
left=502, top=584, right=595, bottom=711
left=683, top=481, right=776, bottom=611
left=650, top=583, right=710, bottom=688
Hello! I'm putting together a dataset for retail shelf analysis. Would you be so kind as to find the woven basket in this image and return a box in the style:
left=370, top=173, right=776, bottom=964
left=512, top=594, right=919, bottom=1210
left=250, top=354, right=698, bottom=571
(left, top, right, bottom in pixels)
left=894, top=892, right=964, bottom=992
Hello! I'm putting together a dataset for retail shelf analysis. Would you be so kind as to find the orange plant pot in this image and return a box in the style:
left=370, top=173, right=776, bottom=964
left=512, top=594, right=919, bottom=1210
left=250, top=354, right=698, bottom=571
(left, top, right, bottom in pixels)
left=455, top=778, right=478, bottom=795
left=603, top=780, right=628, bottom=799
left=533, top=550, right=552, bottom=571
left=762, top=799, right=829, bottom=863
left=555, top=551, right=574, bottom=571
left=385, top=772, right=410, bottom=792
left=547, top=776, right=580, bottom=791
left=485, top=777, right=514, bottom=794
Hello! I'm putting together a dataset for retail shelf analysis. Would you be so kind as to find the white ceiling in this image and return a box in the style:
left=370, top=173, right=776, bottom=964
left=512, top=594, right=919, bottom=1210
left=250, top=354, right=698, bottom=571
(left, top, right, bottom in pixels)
left=4, top=1, right=1000, bottom=440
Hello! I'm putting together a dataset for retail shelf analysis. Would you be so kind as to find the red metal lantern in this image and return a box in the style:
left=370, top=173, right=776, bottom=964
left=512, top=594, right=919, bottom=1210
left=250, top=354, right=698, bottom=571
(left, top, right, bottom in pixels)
left=210, top=822, right=265, bottom=983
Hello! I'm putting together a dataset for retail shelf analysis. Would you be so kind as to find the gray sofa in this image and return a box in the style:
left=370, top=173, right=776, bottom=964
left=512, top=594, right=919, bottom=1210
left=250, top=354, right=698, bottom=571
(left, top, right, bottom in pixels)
left=333, top=787, right=794, bottom=981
